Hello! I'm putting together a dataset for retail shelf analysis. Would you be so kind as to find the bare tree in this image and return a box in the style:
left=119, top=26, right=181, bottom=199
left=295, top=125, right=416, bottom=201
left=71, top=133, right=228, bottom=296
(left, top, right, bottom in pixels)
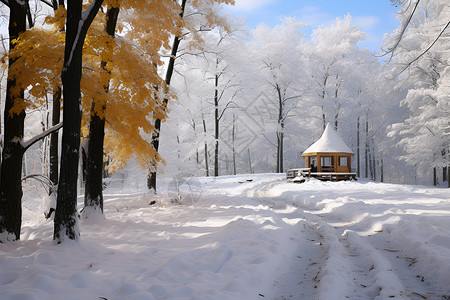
left=262, top=59, right=301, bottom=173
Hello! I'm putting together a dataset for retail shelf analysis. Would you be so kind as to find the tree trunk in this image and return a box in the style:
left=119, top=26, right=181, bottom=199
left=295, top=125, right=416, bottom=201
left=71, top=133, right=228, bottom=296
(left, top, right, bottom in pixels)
left=321, top=75, right=328, bottom=130
left=203, top=117, right=209, bottom=177
left=334, top=74, right=340, bottom=131
left=83, top=114, right=105, bottom=215
left=443, top=166, right=447, bottom=182
left=276, top=84, right=284, bottom=173
left=147, top=0, right=187, bottom=192
left=54, top=1, right=84, bottom=242
left=447, top=166, right=450, bottom=188
left=368, top=146, right=373, bottom=180
left=321, top=107, right=326, bottom=130
left=365, top=118, right=369, bottom=178
left=49, top=1, right=65, bottom=191
left=22, top=152, right=27, bottom=177
left=380, top=159, right=384, bottom=183
left=54, top=0, right=104, bottom=243
left=356, top=117, right=360, bottom=177
left=248, top=149, right=253, bottom=174
left=192, top=119, right=199, bottom=165
left=232, top=114, right=236, bottom=175
left=49, top=86, right=61, bottom=190
left=433, top=167, right=437, bottom=186
left=41, top=107, right=50, bottom=176
left=0, top=0, right=28, bottom=242
left=276, top=132, right=284, bottom=173
left=83, top=5, right=119, bottom=218
left=372, top=143, right=376, bottom=181
left=214, top=71, right=219, bottom=177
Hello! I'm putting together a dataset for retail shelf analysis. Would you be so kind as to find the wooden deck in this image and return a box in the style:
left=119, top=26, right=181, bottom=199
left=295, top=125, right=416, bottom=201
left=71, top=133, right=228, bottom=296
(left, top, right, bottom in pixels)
left=287, top=168, right=356, bottom=181
left=310, top=172, right=356, bottom=181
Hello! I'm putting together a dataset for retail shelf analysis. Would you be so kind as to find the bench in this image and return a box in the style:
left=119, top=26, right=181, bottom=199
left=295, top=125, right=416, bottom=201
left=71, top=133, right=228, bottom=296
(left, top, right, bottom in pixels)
left=286, top=168, right=311, bottom=179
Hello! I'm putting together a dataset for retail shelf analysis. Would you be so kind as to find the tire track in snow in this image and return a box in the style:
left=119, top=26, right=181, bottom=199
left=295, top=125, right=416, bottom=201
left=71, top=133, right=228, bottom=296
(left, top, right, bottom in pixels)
left=251, top=178, right=424, bottom=299
left=271, top=220, right=323, bottom=300
left=297, top=208, right=444, bottom=300
left=303, top=214, right=375, bottom=299
left=363, top=232, right=450, bottom=300
left=251, top=179, right=366, bottom=299
left=250, top=179, right=324, bottom=299
left=253, top=177, right=450, bottom=300
left=341, top=230, right=408, bottom=299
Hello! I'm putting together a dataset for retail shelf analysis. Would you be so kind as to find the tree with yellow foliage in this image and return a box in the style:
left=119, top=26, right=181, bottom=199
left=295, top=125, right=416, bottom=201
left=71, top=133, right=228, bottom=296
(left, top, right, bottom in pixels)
left=0, top=0, right=30, bottom=242
left=81, top=3, right=120, bottom=219
left=54, top=0, right=181, bottom=240
left=54, top=0, right=105, bottom=242
left=0, top=0, right=63, bottom=243
left=0, top=0, right=234, bottom=242
left=82, top=0, right=180, bottom=218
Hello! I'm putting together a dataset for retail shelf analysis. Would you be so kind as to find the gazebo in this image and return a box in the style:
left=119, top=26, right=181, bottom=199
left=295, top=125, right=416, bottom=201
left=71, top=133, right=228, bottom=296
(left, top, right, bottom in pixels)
left=301, top=123, right=355, bottom=180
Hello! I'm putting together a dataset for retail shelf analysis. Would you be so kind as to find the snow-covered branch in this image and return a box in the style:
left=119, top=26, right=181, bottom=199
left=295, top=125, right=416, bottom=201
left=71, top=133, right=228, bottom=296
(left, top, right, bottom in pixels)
left=394, top=21, right=450, bottom=76
left=385, top=1, right=420, bottom=54
left=39, top=0, right=55, bottom=9
left=63, top=0, right=104, bottom=71
left=21, top=122, right=63, bottom=151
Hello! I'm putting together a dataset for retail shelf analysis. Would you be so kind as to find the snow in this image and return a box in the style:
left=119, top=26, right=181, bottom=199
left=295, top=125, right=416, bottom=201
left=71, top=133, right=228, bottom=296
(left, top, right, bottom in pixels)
left=303, top=123, right=353, bottom=154
left=1, top=173, right=450, bottom=299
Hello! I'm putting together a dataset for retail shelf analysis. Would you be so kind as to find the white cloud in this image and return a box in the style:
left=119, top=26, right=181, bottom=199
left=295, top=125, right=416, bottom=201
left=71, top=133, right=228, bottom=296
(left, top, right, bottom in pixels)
left=295, top=6, right=332, bottom=28
left=229, top=0, right=278, bottom=12
left=353, top=16, right=379, bottom=30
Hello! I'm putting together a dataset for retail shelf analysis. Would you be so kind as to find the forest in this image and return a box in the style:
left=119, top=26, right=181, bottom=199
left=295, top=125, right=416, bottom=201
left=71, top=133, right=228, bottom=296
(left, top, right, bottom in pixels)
left=0, top=0, right=448, bottom=245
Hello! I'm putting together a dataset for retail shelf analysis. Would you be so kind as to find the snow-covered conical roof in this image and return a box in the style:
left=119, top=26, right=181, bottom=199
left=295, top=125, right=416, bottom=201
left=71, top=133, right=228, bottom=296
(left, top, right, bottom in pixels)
left=303, top=123, right=353, bottom=154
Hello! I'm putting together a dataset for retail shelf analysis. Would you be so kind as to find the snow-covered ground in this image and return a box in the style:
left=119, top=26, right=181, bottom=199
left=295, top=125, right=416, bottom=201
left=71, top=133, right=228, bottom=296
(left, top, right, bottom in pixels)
left=1, top=174, right=449, bottom=300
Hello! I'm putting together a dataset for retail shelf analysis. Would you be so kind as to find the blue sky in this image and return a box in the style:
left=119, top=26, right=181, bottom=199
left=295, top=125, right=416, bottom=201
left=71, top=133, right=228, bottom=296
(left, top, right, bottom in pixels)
left=226, top=0, right=401, bottom=53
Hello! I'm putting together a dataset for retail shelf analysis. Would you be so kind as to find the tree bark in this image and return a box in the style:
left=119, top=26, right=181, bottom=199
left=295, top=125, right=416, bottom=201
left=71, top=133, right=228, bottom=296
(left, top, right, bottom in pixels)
left=54, top=0, right=104, bottom=243
left=0, top=0, right=28, bottom=242
left=83, top=5, right=119, bottom=218
left=84, top=113, right=105, bottom=214
left=54, top=0, right=83, bottom=242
